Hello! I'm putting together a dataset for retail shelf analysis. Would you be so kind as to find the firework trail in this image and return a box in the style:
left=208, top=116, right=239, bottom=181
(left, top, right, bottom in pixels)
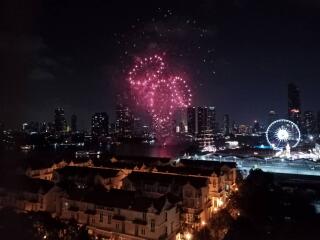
left=128, top=54, right=192, bottom=140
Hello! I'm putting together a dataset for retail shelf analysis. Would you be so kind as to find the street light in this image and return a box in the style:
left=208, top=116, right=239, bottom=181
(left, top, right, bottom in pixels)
left=185, top=232, right=192, bottom=240
left=217, top=198, right=224, bottom=207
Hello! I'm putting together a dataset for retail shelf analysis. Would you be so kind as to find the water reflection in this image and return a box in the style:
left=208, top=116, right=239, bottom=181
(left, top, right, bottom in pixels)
left=111, top=143, right=187, bottom=158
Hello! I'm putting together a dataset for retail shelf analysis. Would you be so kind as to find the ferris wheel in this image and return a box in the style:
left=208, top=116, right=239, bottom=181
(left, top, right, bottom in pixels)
left=266, top=119, right=301, bottom=150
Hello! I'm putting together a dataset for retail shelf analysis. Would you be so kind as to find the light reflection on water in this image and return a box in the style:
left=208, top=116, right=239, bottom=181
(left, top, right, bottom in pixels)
left=111, top=143, right=188, bottom=158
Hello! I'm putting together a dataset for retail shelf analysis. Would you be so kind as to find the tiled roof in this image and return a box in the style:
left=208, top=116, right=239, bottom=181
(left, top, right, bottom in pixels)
left=126, top=171, right=208, bottom=189
left=56, top=166, right=120, bottom=179
left=93, top=160, right=140, bottom=170
left=179, top=159, right=236, bottom=170
left=64, top=188, right=177, bottom=213
left=155, top=165, right=222, bottom=176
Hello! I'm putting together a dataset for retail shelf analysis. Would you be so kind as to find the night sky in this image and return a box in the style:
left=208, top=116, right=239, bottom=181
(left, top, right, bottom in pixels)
left=1, top=0, right=320, bottom=129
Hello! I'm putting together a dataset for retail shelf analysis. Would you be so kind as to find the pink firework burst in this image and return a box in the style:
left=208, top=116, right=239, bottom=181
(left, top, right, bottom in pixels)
left=128, top=54, right=192, bottom=139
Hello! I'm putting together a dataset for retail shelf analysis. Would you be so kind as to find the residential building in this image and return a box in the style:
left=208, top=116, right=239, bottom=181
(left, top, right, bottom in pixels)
left=0, top=176, right=57, bottom=213
left=58, top=188, right=180, bottom=240
left=91, top=112, right=109, bottom=137
left=54, top=108, right=67, bottom=133
left=53, top=166, right=128, bottom=189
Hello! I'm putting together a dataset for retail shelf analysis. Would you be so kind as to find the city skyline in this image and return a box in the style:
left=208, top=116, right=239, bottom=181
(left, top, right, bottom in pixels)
left=2, top=82, right=318, bottom=132
left=1, top=0, right=320, bottom=129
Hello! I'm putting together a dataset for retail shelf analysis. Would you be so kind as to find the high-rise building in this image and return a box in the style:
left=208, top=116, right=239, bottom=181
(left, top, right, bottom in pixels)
left=116, top=104, right=134, bottom=138
left=40, top=122, right=49, bottom=133
left=187, top=106, right=216, bottom=138
left=109, top=123, right=117, bottom=136
left=115, top=92, right=134, bottom=138
left=232, top=121, right=238, bottom=134
left=179, top=121, right=187, bottom=133
left=197, top=106, right=216, bottom=134
left=133, top=117, right=143, bottom=137
left=22, top=121, right=39, bottom=134
left=208, top=106, right=216, bottom=132
left=238, top=125, right=250, bottom=135
left=91, top=112, right=109, bottom=137
left=223, top=114, right=230, bottom=136
left=71, top=114, right=77, bottom=132
left=187, top=106, right=216, bottom=147
left=288, top=83, right=302, bottom=127
left=187, top=107, right=197, bottom=136
left=252, top=120, right=260, bottom=134
left=197, top=106, right=216, bottom=148
left=303, top=111, right=315, bottom=135
left=40, top=122, right=54, bottom=134
left=54, top=108, right=67, bottom=133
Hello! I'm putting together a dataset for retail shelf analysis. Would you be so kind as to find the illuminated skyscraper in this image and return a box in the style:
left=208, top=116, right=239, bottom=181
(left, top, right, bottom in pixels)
left=187, top=106, right=216, bottom=136
left=91, top=112, right=109, bottom=137
left=116, top=104, right=134, bottom=138
left=54, top=108, right=67, bottom=133
left=186, top=106, right=215, bottom=148
left=197, top=106, right=216, bottom=134
left=288, top=83, right=302, bottom=127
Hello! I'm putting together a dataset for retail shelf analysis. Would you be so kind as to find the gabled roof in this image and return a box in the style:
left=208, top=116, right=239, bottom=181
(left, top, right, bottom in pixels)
left=23, top=152, right=87, bottom=170
left=126, top=171, right=208, bottom=189
left=94, top=160, right=142, bottom=170
left=155, top=165, right=222, bottom=176
left=56, top=166, right=120, bottom=179
left=64, top=188, right=178, bottom=213
left=112, top=155, right=172, bottom=165
left=179, top=159, right=236, bottom=170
